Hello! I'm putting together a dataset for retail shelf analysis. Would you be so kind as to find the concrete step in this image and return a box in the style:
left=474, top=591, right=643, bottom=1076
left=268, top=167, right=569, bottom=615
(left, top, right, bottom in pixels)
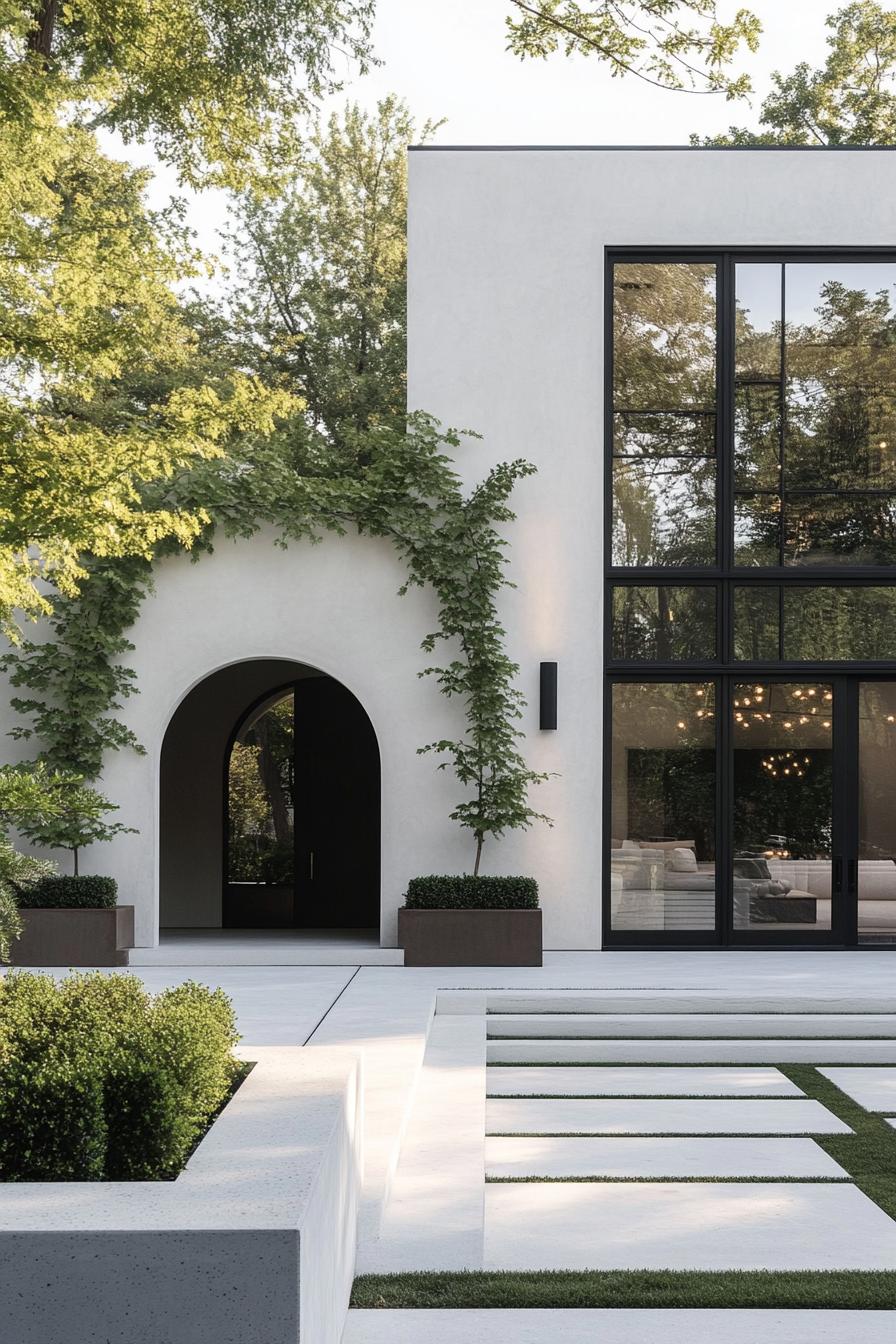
left=486, top=1013, right=896, bottom=1039
left=342, top=1310, right=896, bottom=1344
left=487, top=1038, right=896, bottom=1064
left=479, top=992, right=896, bottom=1015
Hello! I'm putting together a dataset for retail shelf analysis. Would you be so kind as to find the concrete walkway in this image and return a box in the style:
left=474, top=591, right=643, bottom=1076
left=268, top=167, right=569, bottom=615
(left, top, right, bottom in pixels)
left=10, top=948, right=896, bottom=1341
left=345, top=981, right=896, bottom=1340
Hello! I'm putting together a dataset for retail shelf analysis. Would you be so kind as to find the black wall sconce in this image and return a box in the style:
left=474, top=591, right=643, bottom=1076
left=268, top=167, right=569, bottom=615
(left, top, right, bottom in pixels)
left=539, top=661, right=558, bottom=730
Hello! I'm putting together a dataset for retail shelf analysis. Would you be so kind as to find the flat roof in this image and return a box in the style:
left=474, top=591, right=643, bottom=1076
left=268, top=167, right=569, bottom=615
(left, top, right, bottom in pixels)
left=409, top=143, right=894, bottom=152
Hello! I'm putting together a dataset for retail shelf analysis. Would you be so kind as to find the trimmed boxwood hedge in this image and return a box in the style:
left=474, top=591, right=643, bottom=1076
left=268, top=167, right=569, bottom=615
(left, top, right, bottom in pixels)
left=15, top=874, right=118, bottom=909
left=0, top=972, right=241, bottom=1181
left=404, top=876, right=538, bottom=910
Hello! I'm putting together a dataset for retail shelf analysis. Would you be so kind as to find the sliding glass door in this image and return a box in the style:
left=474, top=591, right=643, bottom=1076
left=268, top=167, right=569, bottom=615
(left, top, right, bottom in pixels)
left=605, top=674, right=896, bottom=946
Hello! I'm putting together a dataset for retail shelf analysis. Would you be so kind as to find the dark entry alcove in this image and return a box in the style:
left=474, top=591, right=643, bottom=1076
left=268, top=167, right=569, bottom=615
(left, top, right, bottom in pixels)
left=159, top=660, right=380, bottom=932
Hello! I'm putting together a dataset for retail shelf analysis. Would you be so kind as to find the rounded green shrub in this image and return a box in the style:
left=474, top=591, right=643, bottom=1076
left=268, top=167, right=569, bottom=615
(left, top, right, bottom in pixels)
left=15, top=874, right=118, bottom=909
left=0, top=972, right=241, bottom=1182
left=404, top=875, right=539, bottom=910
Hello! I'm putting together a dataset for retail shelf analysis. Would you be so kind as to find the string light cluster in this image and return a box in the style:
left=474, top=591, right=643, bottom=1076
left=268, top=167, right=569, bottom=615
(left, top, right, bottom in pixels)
left=674, top=684, right=835, bottom=734
left=761, top=750, right=812, bottom=779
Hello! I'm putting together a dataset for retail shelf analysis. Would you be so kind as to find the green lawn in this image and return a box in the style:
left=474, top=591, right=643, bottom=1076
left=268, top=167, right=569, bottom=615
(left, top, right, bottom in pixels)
left=351, top=1269, right=896, bottom=1310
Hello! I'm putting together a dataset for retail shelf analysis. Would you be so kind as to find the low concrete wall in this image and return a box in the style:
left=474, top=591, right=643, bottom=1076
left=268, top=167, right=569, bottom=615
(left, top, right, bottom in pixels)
left=0, top=1046, right=362, bottom=1344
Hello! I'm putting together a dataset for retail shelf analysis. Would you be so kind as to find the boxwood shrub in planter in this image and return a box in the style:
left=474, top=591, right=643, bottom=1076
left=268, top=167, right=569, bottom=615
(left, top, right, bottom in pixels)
left=0, top=972, right=241, bottom=1181
left=10, top=875, right=134, bottom=968
left=398, top=875, right=541, bottom=966
left=16, top=875, right=118, bottom=909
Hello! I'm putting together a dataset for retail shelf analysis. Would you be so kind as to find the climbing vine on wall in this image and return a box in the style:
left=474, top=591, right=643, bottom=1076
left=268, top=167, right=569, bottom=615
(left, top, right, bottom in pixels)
left=3, top=415, right=550, bottom=870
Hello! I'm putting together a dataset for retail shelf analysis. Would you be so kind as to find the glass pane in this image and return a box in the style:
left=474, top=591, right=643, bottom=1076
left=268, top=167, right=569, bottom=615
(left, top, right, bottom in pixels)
left=786, top=263, right=896, bottom=492
left=732, top=683, right=833, bottom=932
left=784, top=494, right=896, bottom=566
left=736, top=263, right=782, bottom=381
left=734, top=384, right=780, bottom=490
left=858, top=682, right=896, bottom=944
left=734, top=493, right=780, bottom=566
left=227, top=691, right=295, bottom=889
left=612, top=458, right=716, bottom=567
left=610, top=682, right=716, bottom=933
left=613, top=262, right=717, bottom=412
left=734, top=587, right=780, bottom=661
left=613, top=411, right=715, bottom=458
left=787, top=389, right=896, bottom=490
left=784, top=587, right=896, bottom=660
left=611, top=586, right=716, bottom=661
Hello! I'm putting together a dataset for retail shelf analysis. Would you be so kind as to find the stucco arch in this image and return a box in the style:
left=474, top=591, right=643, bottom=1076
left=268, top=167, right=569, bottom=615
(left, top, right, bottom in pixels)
left=86, top=528, right=468, bottom=946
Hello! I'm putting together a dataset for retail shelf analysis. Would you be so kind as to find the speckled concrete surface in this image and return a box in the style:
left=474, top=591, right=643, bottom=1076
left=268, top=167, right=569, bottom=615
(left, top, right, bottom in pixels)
left=0, top=1048, right=361, bottom=1344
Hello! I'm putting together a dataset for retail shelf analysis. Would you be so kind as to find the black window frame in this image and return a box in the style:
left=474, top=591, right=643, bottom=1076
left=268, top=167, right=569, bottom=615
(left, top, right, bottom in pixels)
left=604, top=248, right=896, bottom=950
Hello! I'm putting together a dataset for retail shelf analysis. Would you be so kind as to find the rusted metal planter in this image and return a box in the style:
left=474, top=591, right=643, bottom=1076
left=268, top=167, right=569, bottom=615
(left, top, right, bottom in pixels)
left=397, top=907, right=542, bottom=966
left=10, top=907, right=135, bottom=967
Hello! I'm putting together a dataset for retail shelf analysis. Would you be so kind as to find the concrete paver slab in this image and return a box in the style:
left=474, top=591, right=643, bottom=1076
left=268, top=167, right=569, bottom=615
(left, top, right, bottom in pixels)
left=486, top=1066, right=802, bottom=1098
left=818, top=1068, right=896, bottom=1112
left=486, top=1097, right=851, bottom=1135
left=484, top=1182, right=896, bottom=1270
left=485, top=1135, right=848, bottom=1179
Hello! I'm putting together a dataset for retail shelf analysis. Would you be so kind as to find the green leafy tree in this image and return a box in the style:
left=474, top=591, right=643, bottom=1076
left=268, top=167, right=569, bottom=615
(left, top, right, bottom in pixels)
left=698, top=2, right=896, bottom=144
left=505, top=1, right=761, bottom=96
left=228, top=97, right=440, bottom=450
left=0, top=0, right=375, bottom=638
left=6, top=0, right=375, bottom=187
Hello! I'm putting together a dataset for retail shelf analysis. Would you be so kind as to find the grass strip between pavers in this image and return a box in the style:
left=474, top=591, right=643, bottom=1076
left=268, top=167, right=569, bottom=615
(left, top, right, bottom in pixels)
left=350, top=1270, right=896, bottom=1310
left=778, top=1063, right=896, bottom=1220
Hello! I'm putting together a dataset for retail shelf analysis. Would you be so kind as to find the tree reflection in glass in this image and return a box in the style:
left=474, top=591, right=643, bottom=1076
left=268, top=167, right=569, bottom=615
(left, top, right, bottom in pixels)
left=786, top=265, right=896, bottom=493
left=612, top=263, right=717, bottom=567
left=611, top=586, right=716, bottom=661
left=227, top=691, right=295, bottom=887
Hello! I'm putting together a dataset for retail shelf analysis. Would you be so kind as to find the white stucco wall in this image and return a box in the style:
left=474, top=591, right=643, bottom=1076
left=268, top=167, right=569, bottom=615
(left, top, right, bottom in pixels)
left=406, top=145, right=896, bottom=950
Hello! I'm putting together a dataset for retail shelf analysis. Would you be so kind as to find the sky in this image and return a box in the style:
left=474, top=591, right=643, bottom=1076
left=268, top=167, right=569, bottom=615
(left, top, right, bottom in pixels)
left=133, top=0, right=838, bottom=268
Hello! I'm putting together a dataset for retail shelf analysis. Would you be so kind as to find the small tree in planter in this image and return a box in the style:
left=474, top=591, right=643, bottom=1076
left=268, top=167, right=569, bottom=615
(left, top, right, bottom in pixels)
left=0, top=763, right=133, bottom=877
left=402, top=467, right=552, bottom=964
left=0, top=764, right=136, bottom=965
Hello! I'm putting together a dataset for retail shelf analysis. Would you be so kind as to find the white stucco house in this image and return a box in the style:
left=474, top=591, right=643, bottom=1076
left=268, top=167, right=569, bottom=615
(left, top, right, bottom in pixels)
left=4, top=146, right=896, bottom=953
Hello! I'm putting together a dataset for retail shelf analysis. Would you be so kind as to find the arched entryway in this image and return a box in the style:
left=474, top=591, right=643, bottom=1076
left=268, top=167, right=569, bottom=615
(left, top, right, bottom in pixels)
left=159, top=659, right=380, bottom=933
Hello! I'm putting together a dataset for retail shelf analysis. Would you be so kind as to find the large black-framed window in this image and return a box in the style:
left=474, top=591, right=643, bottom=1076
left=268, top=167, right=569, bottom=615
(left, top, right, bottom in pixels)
left=604, top=249, right=896, bottom=949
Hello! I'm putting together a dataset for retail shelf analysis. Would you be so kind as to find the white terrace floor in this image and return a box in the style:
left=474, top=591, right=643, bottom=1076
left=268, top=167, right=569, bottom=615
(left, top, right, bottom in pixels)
left=12, top=947, right=896, bottom=1343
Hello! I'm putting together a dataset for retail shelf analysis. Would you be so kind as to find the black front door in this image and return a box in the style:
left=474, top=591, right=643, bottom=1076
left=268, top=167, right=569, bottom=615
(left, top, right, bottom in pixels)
left=291, top=677, right=380, bottom=929
left=224, top=675, right=380, bottom=929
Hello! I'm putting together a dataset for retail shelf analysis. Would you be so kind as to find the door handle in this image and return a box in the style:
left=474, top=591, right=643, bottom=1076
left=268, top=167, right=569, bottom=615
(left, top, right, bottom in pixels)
left=832, top=858, right=843, bottom=899
left=846, top=857, right=858, bottom=896
left=308, top=851, right=314, bottom=881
